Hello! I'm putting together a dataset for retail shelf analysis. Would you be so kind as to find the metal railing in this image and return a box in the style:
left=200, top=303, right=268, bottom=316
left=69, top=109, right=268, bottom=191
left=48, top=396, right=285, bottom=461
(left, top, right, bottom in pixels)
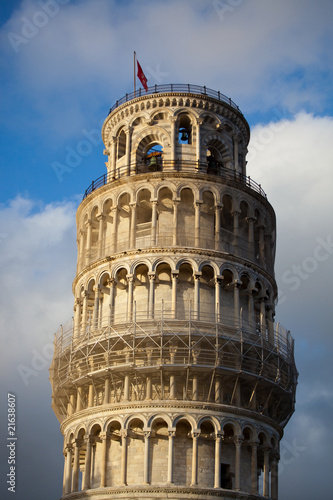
left=83, top=160, right=266, bottom=200
left=108, top=84, right=242, bottom=115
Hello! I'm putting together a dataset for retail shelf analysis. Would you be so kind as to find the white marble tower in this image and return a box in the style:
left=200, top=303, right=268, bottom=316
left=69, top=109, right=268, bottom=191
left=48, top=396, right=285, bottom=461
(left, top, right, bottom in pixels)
left=50, top=84, right=297, bottom=500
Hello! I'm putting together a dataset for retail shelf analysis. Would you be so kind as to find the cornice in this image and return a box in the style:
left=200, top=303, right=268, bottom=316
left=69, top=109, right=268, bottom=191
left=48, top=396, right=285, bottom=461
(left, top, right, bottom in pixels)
left=60, top=400, right=282, bottom=436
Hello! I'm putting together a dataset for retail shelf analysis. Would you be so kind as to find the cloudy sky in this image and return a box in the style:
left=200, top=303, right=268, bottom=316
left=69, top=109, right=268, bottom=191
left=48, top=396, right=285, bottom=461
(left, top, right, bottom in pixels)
left=0, top=1, right=332, bottom=499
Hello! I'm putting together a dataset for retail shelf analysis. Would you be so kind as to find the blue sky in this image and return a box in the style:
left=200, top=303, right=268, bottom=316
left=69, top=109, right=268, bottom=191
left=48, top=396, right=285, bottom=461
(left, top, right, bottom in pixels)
left=0, top=1, right=333, bottom=499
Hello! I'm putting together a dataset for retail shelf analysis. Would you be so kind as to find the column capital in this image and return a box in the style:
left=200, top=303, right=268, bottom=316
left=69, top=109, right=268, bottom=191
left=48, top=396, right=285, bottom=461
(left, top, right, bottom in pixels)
left=168, top=430, right=176, bottom=439
left=194, top=272, right=202, bottom=280
left=191, top=430, right=201, bottom=439
left=120, top=429, right=128, bottom=439
left=96, top=212, right=106, bottom=222
left=143, top=430, right=152, bottom=439
left=234, top=436, right=244, bottom=447
left=148, top=272, right=156, bottom=281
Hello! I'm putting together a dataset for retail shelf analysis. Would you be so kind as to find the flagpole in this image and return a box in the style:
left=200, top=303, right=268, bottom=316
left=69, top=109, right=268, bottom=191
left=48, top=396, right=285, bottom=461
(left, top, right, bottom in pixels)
left=134, top=51, right=136, bottom=95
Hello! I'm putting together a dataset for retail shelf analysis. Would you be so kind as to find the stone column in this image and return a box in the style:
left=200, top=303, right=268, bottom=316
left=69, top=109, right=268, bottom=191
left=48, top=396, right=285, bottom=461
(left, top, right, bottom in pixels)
left=83, top=437, right=93, bottom=490
left=81, top=291, right=89, bottom=335
left=259, top=225, right=265, bottom=266
left=92, top=285, right=100, bottom=329
left=88, top=383, right=94, bottom=407
left=215, top=276, right=222, bottom=322
left=194, top=273, right=201, bottom=320
left=248, top=288, right=255, bottom=332
left=194, top=201, right=201, bottom=247
left=129, top=203, right=137, bottom=248
left=65, top=445, right=73, bottom=494
left=127, top=275, right=134, bottom=321
left=248, top=216, right=255, bottom=258
left=108, top=278, right=115, bottom=325
left=263, top=447, right=271, bottom=497
left=196, top=118, right=203, bottom=163
left=111, top=207, right=118, bottom=253
left=104, top=376, right=110, bottom=404
left=110, top=136, right=117, bottom=179
left=215, top=375, right=222, bottom=403
left=143, top=431, right=151, bottom=484
left=151, top=200, right=158, bottom=245
left=234, top=437, right=243, bottom=491
left=73, top=298, right=81, bottom=341
left=233, top=280, right=241, bottom=328
left=251, top=440, right=259, bottom=494
left=97, top=213, right=105, bottom=258
left=170, top=116, right=177, bottom=164
left=76, top=386, right=82, bottom=412
left=214, top=433, right=222, bottom=488
left=124, top=373, right=130, bottom=401
left=171, top=272, right=178, bottom=319
left=100, top=432, right=109, bottom=488
left=192, top=375, right=198, bottom=401
left=72, top=439, right=81, bottom=492
left=62, top=450, right=67, bottom=495
left=271, top=452, right=279, bottom=500
left=78, top=229, right=86, bottom=270
left=233, top=210, right=240, bottom=253
left=267, top=306, right=275, bottom=344
left=125, top=127, right=133, bottom=175
left=167, top=430, right=176, bottom=484
left=233, top=134, right=239, bottom=172
left=85, top=220, right=92, bottom=266
left=120, top=430, right=128, bottom=486
left=172, top=199, right=179, bottom=246
left=260, top=298, right=267, bottom=336
left=215, top=204, right=222, bottom=250
left=148, top=272, right=156, bottom=319
left=191, top=431, right=200, bottom=486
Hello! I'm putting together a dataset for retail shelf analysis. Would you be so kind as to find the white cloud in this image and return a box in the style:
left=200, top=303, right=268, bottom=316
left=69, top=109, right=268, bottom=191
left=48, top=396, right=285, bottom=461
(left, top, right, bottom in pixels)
left=0, top=196, right=77, bottom=371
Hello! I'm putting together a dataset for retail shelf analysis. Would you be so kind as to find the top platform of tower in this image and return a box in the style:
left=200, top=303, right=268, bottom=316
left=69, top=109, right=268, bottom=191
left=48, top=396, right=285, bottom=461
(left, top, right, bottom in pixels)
left=108, top=84, right=243, bottom=116
left=83, top=84, right=268, bottom=200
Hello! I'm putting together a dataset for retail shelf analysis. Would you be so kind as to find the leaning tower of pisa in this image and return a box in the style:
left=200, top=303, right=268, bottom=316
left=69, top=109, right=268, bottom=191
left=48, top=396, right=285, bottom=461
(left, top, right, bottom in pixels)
left=50, top=84, right=297, bottom=500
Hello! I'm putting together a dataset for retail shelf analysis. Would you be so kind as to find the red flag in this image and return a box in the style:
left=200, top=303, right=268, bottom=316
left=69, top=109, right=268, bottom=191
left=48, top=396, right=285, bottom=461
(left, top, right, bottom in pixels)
left=137, top=60, right=148, bottom=91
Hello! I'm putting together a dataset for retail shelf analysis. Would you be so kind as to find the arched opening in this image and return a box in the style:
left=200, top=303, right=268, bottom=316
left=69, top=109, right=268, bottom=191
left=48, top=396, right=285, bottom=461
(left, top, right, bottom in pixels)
left=136, top=189, right=152, bottom=247
left=177, top=263, right=194, bottom=318
left=178, top=114, right=192, bottom=144
left=221, top=269, right=234, bottom=326
left=150, top=419, right=169, bottom=484
left=117, top=193, right=131, bottom=252
left=144, top=144, right=163, bottom=171
left=221, top=423, right=235, bottom=490
left=127, top=418, right=145, bottom=485
left=201, top=190, right=215, bottom=248
left=221, top=194, right=234, bottom=252
left=157, top=187, right=173, bottom=246
left=133, top=264, right=149, bottom=319
left=114, top=268, right=128, bottom=323
left=106, top=421, right=122, bottom=486
left=174, top=419, right=192, bottom=485
left=178, top=188, right=195, bottom=246
left=90, top=424, right=102, bottom=489
left=198, top=420, right=215, bottom=488
left=200, top=265, right=215, bottom=320
left=117, top=129, right=126, bottom=160
left=155, top=262, right=172, bottom=313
